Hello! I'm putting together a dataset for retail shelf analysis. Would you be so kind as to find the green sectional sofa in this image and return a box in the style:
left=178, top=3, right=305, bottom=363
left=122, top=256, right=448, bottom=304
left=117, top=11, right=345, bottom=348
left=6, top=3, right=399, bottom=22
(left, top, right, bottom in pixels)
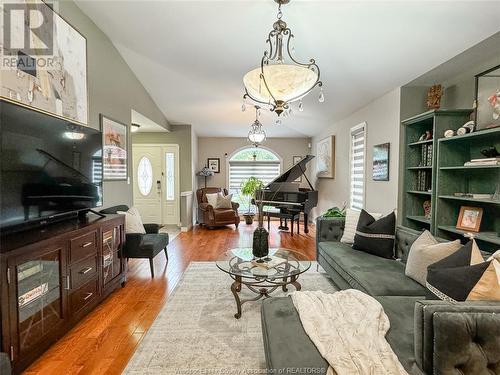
left=261, top=217, right=500, bottom=374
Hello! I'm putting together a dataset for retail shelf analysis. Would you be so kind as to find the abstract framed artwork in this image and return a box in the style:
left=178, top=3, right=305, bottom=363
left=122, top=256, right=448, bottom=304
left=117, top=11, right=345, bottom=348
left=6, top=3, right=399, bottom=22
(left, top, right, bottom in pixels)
left=475, top=65, right=500, bottom=131
left=316, top=136, right=335, bottom=179
left=1, top=0, right=88, bottom=125
left=101, top=115, right=127, bottom=181
left=207, top=158, right=220, bottom=173
left=293, top=155, right=302, bottom=182
left=372, top=143, right=390, bottom=181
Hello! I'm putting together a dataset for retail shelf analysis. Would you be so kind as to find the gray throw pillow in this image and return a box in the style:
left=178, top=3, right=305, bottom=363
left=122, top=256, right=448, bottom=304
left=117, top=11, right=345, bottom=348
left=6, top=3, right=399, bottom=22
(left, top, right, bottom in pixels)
left=405, top=230, right=461, bottom=286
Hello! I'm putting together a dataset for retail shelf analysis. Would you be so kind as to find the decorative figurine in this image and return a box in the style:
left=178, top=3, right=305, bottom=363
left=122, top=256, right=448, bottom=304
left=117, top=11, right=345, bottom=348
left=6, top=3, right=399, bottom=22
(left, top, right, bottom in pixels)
left=481, top=146, right=499, bottom=158
left=427, top=84, right=443, bottom=109
left=423, top=200, right=431, bottom=219
left=444, top=129, right=455, bottom=138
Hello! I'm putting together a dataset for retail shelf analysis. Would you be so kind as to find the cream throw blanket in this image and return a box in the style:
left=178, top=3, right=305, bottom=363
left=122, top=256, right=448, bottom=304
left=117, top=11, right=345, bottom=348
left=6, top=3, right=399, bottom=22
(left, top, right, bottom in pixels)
left=291, top=289, right=408, bottom=375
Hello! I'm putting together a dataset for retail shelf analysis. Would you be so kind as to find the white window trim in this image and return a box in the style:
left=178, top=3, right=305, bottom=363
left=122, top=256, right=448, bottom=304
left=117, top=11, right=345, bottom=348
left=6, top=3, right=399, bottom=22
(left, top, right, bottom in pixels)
left=349, top=122, right=367, bottom=211
left=225, top=145, right=283, bottom=189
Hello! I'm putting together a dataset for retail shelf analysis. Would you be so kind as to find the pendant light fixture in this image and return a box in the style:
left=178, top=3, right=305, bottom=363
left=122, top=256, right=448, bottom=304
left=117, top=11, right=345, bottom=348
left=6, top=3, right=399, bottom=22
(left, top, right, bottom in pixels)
left=243, top=0, right=323, bottom=116
left=248, top=106, right=266, bottom=147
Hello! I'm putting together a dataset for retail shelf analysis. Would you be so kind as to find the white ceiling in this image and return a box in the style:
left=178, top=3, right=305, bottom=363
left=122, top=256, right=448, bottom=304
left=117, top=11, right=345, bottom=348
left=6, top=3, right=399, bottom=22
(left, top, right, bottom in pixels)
left=75, top=0, right=500, bottom=138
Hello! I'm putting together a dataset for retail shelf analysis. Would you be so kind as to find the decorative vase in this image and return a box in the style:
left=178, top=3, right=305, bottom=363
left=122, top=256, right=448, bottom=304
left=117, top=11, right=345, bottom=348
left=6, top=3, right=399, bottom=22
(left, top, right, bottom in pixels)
left=252, top=192, right=269, bottom=260
left=252, top=226, right=269, bottom=259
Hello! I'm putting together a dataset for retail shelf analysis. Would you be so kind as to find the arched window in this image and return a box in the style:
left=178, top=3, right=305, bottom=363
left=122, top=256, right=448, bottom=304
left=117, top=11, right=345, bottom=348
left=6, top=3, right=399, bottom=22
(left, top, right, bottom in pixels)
left=229, top=147, right=281, bottom=212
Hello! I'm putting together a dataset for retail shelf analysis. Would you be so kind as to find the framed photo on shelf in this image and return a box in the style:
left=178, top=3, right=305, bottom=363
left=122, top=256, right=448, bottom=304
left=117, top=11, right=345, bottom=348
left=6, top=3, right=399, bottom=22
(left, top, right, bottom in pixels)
left=456, top=206, right=483, bottom=232
left=475, top=65, right=500, bottom=131
left=101, top=115, right=128, bottom=181
left=207, top=158, right=220, bottom=173
left=372, top=143, right=390, bottom=181
left=293, top=156, right=302, bottom=182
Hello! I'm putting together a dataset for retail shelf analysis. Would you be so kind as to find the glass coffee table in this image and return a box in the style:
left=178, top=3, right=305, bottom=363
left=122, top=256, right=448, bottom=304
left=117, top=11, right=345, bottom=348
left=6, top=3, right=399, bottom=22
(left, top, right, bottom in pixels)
left=216, top=248, right=311, bottom=319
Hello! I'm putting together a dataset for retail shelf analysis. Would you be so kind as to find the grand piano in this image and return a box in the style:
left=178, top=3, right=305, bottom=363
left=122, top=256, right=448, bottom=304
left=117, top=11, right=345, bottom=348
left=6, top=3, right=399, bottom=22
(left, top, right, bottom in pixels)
left=255, top=155, right=318, bottom=233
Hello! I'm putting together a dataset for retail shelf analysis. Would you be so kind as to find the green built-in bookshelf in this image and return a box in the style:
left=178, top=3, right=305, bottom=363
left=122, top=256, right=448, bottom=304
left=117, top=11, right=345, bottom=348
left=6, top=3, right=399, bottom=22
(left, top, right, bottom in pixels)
left=401, top=109, right=473, bottom=232
left=435, top=127, right=500, bottom=251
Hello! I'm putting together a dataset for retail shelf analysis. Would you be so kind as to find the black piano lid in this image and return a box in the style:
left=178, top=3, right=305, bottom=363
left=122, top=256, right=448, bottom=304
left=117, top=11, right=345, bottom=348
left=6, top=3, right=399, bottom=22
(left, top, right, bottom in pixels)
left=264, top=155, right=315, bottom=187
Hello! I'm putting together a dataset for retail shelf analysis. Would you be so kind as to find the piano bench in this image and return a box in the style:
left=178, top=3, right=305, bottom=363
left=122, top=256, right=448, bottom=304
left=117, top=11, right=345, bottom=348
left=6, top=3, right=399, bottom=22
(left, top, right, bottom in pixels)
left=263, top=210, right=301, bottom=236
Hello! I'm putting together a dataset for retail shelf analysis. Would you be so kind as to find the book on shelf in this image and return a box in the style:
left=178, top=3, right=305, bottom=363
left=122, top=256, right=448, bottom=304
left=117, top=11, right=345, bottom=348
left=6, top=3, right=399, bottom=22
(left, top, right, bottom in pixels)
left=426, top=144, right=433, bottom=166
left=470, top=157, right=500, bottom=162
left=251, top=255, right=287, bottom=269
left=464, top=160, right=500, bottom=166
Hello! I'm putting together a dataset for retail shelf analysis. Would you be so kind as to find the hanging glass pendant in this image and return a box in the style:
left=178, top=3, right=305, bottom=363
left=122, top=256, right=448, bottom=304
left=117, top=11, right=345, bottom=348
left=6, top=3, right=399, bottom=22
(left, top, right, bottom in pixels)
left=247, top=106, right=266, bottom=147
left=318, top=88, right=325, bottom=103
left=242, top=0, right=323, bottom=116
left=275, top=119, right=282, bottom=126
left=241, top=102, right=247, bottom=112
left=298, top=100, right=304, bottom=112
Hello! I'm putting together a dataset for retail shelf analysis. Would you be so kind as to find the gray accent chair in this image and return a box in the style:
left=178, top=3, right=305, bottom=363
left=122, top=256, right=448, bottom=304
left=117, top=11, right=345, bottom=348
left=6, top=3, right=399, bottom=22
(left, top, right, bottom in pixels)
left=100, top=205, right=169, bottom=278
left=261, top=217, right=500, bottom=374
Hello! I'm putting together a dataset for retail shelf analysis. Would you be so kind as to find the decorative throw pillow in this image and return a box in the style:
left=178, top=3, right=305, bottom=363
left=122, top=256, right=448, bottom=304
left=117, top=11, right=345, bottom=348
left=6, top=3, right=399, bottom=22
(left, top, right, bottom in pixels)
left=405, top=230, right=461, bottom=286
left=216, top=193, right=233, bottom=209
left=340, top=208, right=382, bottom=244
left=117, top=206, right=146, bottom=234
left=352, top=210, right=396, bottom=259
left=205, top=193, right=219, bottom=208
left=426, top=240, right=500, bottom=302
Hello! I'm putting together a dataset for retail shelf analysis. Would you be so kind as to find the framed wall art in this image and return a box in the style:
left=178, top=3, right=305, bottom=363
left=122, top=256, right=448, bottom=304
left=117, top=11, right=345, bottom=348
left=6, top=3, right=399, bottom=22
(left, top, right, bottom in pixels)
left=1, top=0, right=88, bottom=125
left=372, top=143, right=390, bottom=181
left=316, top=136, right=335, bottom=179
left=101, top=115, right=127, bottom=180
left=475, top=65, right=500, bottom=131
left=207, top=158, right=220, bottom=173
left=293, top=155, right=303, bottom=182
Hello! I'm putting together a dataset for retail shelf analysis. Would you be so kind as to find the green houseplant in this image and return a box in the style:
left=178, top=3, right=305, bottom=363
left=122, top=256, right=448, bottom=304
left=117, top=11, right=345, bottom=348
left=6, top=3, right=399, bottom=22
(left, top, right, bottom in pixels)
left=240, top=177, right=263, bottom=225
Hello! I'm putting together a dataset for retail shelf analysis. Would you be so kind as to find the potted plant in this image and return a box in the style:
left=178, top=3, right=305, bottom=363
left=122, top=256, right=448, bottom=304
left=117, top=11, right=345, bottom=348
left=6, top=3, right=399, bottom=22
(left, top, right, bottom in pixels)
left=240, top=177, right=263, bottom=225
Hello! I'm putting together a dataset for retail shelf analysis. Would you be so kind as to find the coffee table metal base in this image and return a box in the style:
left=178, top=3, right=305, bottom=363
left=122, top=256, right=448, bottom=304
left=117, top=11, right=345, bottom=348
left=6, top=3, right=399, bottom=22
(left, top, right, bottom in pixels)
left=230, top=275, right=302, bottom=319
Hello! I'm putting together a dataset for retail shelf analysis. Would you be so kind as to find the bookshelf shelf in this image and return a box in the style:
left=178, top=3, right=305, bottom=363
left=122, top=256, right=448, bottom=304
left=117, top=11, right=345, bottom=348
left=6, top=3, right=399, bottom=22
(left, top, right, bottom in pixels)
left=440, top=165, right=500, bottom=170
left=408, top=139, right=433, bottom=147
left=407, top=166, right=432, bottom=170
left=437, top=226, right=500, bottom=246
left=438, top=195, right=500, bottom=205
left=407, top=190, right=432, bottom=196
left=406, top=216, right=431, bottom=225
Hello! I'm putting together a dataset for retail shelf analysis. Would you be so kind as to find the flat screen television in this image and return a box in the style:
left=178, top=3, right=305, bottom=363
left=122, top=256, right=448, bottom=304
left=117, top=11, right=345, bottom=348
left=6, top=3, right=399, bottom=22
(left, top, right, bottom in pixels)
left=1, top=100, right=103, bottom=231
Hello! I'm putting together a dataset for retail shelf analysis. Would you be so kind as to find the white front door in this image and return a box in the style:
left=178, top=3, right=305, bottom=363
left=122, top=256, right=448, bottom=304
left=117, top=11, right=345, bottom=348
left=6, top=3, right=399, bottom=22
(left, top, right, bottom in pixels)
left=133, top=144, right=180, bottom=225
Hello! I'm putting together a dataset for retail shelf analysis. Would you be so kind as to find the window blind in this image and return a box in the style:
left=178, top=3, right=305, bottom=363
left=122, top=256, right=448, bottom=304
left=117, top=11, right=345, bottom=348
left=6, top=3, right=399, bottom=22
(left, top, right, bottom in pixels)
left=350, top=124, right=366, bottom=210
left=228, top=161, right=280, bottom=212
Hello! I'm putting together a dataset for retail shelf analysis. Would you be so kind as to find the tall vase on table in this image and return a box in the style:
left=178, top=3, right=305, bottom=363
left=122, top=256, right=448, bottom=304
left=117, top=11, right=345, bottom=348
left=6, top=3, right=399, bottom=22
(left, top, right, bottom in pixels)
left=252, top=189, right=269, bottom=262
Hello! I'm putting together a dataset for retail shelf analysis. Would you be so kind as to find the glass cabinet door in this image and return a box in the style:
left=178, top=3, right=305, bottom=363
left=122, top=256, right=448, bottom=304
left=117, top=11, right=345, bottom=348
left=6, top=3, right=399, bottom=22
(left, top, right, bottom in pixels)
left=102, top=226, right=123, bottom=286
left=10, top=247, right=66, bottom=358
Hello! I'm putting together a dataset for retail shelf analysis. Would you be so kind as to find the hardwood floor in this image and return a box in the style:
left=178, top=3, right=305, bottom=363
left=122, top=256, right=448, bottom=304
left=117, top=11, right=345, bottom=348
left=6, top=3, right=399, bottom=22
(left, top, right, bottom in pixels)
left=25, top=221, right=316, bottom=375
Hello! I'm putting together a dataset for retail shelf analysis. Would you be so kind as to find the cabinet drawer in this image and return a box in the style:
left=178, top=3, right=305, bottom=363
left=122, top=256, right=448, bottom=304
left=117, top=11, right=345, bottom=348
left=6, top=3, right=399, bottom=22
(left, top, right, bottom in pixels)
left=70, top=278, right=98, bottom=315
left=70, top=255, right=98, bottom=289
left=69, top=231, right=97, bottom=264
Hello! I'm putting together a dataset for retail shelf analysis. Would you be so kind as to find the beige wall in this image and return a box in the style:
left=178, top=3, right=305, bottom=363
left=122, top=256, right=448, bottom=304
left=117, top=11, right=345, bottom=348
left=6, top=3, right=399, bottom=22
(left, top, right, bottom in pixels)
left=197, top=137, right=312, bottom=190
left=59, top=1, right=169, bottom=209
left=311, top=88, right=401, bottom=219
left=131, top=125, right=193, bottom=192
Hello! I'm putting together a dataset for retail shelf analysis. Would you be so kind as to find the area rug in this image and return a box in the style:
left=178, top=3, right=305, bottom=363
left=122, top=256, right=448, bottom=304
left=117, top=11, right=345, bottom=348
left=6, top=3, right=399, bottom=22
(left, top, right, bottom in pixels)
left=124, top=261, right=336, bottom=374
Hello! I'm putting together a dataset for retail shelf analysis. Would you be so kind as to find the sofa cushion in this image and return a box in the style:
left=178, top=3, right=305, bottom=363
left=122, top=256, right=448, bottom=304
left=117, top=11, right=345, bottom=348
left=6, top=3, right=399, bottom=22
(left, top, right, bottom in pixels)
left=318, top=241, right=426, bottom=296
left=214, top=208, right=237, bottom=221
left=261, top=296, right=418, bottom=374
left=261, top=297, right=328, bottom=372
left=374, top=296, right=421, bottom=372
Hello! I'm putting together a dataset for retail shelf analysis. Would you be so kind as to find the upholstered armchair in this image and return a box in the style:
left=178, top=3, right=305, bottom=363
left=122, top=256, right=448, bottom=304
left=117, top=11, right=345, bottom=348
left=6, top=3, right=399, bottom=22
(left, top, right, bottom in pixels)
left=196, top=188, right=240, bottom=229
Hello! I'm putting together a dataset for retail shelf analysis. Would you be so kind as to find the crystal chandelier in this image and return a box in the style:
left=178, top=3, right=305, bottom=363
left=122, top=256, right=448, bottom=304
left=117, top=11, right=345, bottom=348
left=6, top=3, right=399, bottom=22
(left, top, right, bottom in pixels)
left=248, top=106, right=266, bottom=147
left=243, top=0, right=324, bottom=116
